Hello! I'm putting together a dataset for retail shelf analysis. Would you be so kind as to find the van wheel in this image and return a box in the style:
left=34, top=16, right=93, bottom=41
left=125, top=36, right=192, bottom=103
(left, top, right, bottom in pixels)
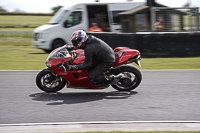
left=52, top=39, right=65, bottom=50
left=43, top=50, right=51, bottom=53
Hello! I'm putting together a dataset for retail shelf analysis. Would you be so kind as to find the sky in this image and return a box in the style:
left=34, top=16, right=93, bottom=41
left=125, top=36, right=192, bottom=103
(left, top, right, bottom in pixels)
left=0, top=0, right=200, bottom=13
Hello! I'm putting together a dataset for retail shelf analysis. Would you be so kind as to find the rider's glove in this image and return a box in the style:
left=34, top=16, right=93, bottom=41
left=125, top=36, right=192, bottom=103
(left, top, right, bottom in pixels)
left=69, top=65, right=78, bottom=71
left=66, top=45, right=76, bottom=51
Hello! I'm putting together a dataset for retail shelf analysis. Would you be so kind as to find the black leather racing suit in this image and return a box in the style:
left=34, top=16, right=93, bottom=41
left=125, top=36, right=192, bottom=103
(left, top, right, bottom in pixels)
left=74, top=35, right=115, bottom=85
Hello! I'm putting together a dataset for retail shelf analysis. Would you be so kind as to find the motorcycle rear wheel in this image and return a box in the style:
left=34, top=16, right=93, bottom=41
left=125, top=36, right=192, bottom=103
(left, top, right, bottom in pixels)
left=36, top=69, right=66, bottom=92
left=111, top=65, right=142, bottom=91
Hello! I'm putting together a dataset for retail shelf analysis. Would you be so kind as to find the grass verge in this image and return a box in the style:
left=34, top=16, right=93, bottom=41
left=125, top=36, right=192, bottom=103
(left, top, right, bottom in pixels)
left=72, top=131, right=200, bottom=133
left=0, top=45, right=200, bottom=70
left=0, top=45, right=48, bottom=70
left=141, top=56, right=200, bottom=69
left=0, top=30, right=33, bottom=46
left=0, top=15, right=51, bottom=28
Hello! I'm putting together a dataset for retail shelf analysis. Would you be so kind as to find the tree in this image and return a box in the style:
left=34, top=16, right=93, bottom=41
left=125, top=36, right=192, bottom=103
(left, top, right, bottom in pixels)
left=183, top=3, right=190, bottom=7
left=0, top=6, right=7, bottom=12
left=51, top=6, right=63, bottom=13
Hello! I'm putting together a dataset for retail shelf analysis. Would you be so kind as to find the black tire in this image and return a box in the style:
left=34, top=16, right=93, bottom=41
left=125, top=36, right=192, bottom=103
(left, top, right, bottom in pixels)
left=111, top=65, right=142, bottom=91
left=36, top=69, right=66, bottom=92
left=52, top=39, right=65, bottom=51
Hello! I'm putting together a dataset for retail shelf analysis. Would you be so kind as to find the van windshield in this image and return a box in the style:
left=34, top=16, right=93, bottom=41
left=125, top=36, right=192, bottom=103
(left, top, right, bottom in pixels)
left=48, top=9, right=68, bottom=24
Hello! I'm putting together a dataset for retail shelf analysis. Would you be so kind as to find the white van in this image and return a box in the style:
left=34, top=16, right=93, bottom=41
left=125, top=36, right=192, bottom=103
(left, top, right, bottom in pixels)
left=33, top=2, right=144, bottom=52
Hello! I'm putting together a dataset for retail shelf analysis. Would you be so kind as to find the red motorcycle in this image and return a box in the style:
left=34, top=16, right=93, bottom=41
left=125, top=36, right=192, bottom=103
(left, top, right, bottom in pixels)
left=36, top=46, right=142, bottom=92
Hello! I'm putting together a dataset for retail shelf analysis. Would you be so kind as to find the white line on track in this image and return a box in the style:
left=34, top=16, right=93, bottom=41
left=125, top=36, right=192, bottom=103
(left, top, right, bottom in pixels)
left=1, top=121, right=200, bottom=133
left=1, top=121, right=200, bottom=127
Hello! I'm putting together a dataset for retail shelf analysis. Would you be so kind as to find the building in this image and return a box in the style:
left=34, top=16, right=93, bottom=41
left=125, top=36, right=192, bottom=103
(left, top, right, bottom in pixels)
left=119, top=2, right=198, bottom=33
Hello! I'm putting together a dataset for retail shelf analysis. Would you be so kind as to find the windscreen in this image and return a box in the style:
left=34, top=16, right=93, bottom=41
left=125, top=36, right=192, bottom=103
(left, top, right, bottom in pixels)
left=46, top=46, right=71, bottom=62
left=48, top=9, right=68, bottom=24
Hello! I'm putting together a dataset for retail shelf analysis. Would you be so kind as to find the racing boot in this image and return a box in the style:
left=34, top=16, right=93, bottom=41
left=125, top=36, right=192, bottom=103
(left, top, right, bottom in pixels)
left=105, top=74, right=122, bottom=85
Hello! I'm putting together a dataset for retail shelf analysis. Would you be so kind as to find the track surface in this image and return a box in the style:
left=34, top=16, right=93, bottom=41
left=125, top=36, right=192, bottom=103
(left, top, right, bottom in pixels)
left=0, top=70, right=200, bottom=124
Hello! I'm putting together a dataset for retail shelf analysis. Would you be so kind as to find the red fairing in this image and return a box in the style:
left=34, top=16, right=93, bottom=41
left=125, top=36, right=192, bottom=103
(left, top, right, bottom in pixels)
left=113, top=47, right=140, bottom=66
left=47, top=57, right=71, bottom=68
left=55, top=70, right=99, bottom=89
left=70, top=49, right=97, bottom=65
left=71, top=49, right=85, bottom=65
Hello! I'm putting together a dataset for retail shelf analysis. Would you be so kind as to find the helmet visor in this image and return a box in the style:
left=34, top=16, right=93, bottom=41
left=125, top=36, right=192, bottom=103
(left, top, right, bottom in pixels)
left=71, top=38, right=81, bottom=46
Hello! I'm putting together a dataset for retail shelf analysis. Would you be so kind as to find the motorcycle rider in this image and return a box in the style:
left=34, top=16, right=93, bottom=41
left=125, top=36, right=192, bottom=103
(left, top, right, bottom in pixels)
left=67, top=30, right=121, bottom=86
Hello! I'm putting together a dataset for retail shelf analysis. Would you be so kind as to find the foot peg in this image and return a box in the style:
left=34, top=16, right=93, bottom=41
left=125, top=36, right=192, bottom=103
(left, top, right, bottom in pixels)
left=110, top=75, right=122, bottom=85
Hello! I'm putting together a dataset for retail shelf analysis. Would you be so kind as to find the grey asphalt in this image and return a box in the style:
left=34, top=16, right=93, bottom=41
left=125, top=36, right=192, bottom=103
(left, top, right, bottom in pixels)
left=0, top=70, right=200, bottom=132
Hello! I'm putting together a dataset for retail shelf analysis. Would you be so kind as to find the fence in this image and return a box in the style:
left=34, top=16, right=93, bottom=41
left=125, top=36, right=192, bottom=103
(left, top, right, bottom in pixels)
left=150, top=7, right=199, bottom=32
left=88, top=32, right=200, bottom=57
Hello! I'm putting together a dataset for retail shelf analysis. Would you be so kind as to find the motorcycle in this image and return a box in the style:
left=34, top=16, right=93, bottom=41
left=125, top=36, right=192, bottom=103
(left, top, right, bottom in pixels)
left=36, top=46, right=142, bottom=92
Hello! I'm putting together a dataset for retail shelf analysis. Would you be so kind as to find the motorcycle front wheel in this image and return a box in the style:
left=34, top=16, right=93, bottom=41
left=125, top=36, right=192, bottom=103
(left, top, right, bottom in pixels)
left=36, top=69, right=66, bottom=92
left=111, top=65, right=142, bottom=91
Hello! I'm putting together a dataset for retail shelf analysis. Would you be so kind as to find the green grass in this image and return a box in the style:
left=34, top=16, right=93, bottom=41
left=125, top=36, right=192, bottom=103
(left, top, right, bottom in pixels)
left=0, top=45, right=48, bottom=70
left=0, top=30, right=33, bottom=46
left=0, top=45, right=200, bottom=70
left=0, top=28, right=34, bottom=30
left=0, top=15, right=52, bottom=28
left=141, top=57, right=200, bottom=69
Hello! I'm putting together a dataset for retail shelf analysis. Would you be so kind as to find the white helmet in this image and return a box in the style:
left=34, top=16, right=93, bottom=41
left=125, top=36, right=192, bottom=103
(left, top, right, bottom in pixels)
left=71, top=30, right=88, bottom=48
